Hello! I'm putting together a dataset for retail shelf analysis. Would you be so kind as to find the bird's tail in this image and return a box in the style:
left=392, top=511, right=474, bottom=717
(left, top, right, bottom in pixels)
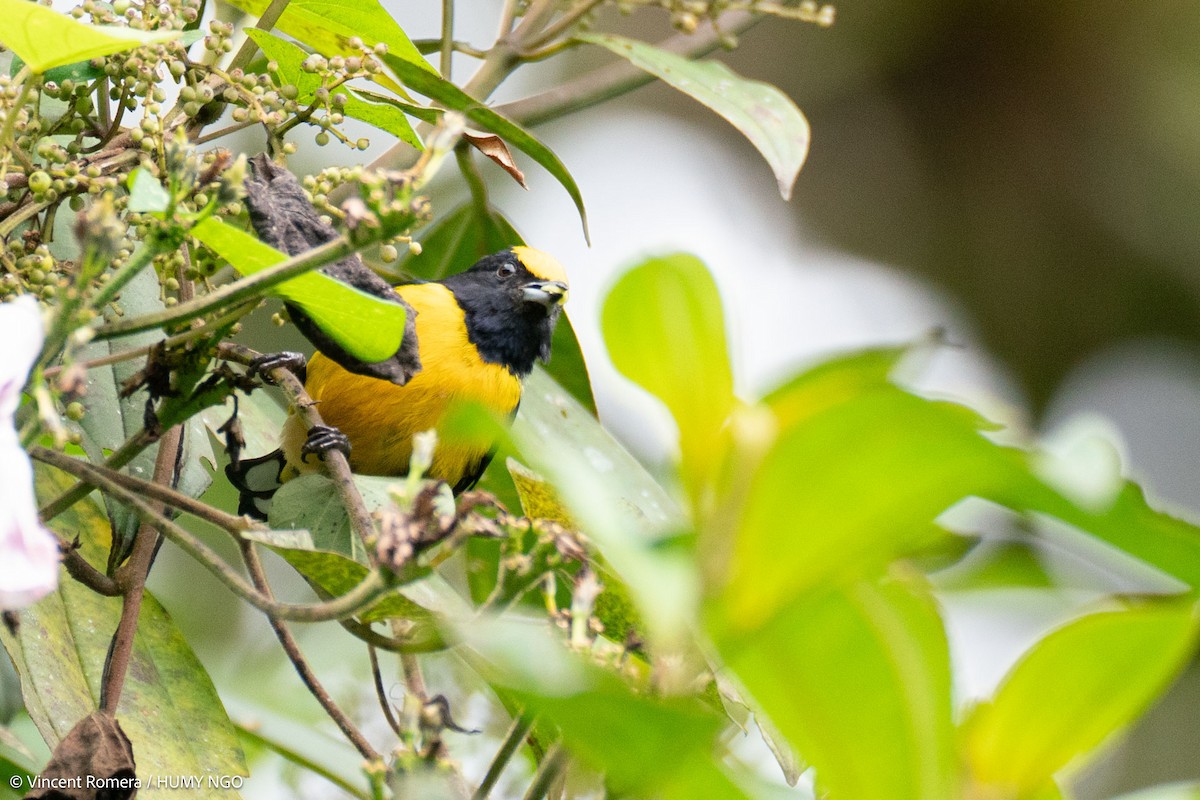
left=225, top=450, right=287, bottom=520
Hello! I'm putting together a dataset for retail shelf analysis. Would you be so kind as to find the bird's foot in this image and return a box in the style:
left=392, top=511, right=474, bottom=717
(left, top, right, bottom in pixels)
left=248, top=351, right=307, bottom=385
left=301, top=425, right=351, bottom=463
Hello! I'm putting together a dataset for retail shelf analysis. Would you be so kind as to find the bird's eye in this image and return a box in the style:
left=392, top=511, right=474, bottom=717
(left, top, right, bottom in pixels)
left=497, top=263, right=516, bottom=279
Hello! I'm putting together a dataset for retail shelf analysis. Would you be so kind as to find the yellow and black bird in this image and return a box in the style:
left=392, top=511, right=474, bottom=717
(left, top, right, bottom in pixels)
left=228, top=245, right=569, bottom=518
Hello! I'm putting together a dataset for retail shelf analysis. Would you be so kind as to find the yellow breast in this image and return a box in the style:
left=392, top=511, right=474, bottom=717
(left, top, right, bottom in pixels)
left=281, top=282, right=522, bottom=484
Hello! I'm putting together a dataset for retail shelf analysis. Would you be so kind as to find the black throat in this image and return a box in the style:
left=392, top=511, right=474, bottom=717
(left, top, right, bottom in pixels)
left=441, top=274, right=558, bottom=377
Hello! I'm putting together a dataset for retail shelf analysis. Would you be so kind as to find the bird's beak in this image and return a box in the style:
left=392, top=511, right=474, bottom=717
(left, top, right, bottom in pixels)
left=522, top=280, right=569, bottom=308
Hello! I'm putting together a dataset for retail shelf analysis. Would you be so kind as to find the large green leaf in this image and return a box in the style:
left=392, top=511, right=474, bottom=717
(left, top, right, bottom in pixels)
left=459, top=617, right=748, bottom=800
left=579, top=34, right=810, bottom=200
left=601, top=254, right=733, bottom=489
left=721, top=383, right=1030, bottom=632
left=964, top=601, right=1198, bottom=796
left=0, top=0, right=178, bottom=73
left=509, top=368, right=693, bottom=647
left=224, top=0, right=430, bottom=74
left=715, top=578, right=956, bottom=800
left=190, top=217, right=408, bottom=364
left=245, top=29, right=420, bottom=149
left=380, top=54, right=589, bottom=241
left=398, top=202, right=596, bottom=414
left=0, top=469, right=246, bottom=797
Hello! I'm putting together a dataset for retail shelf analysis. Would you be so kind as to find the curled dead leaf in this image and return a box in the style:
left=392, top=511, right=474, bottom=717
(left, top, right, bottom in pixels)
left=464, top=131, right=527, bottom=189
left=27, top=712, right=136, bottom=800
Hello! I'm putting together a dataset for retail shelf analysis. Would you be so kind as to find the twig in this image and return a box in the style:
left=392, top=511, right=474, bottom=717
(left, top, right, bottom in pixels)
left=240, top=539, right=383, bottom=762
left=227, top=0, right=295, bottom=76
left=440, top=0, right=455, bottom=79
left=40, top=428, right=158, bottom=521
left=100, top=425, right=181, bottom=713
left=338, top=617, right=445, bottom=653
left=521, top=743, right=567, bottom=800
left=31, top=446, right=251, bottom=533
left=521, top=0, right=606, bottom=51
left=368, top=645, right=403, bottom=738
left=473, top=712, right=534, bottom=800
left=496, top=11, right=759, bottom=128
left=400, top=649, right=428, bottom=703
left=218, top=342, right=378, bottom=556
left=93, top=236, right=356, bottom=341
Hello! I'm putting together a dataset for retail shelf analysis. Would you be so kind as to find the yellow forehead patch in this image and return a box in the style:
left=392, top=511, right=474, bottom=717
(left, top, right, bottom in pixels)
left=512, top=246, right=569, bottom=286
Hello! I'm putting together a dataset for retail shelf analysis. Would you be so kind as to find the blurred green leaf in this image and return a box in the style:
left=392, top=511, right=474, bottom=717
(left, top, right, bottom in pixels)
left=601, top=254, right=733, bottom=489
left=1, top=469, right=246, bottom=797
left=191, top=217, right=408, bottom=364
left=722, top=385, right=1028, bottom=632
left=716, top=578, right=956, bottom=800
left=126, top=168, right=170, bottom=213
left=460, top=617, right=747, bottom=800
left=0, top=0, right=178, bottom=73
left=380, top=54, right=590, bottom=242
left=399, top=202, right=596, bottom=414
left=511, top=368, right=694, bottom=646
left=762, top=345, right=907, bottom=427
left=964, top=600, right=1198, bottom=796
left=0, top=727, right=39, bottom=794
left=579, top=34, right=810, bottom=200
left=245, top=30, right=420, bottom=149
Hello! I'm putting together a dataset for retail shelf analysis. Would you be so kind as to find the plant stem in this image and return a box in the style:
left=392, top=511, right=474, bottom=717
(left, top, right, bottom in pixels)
left=473, top=712, right=534, bottom=800
left=521, top=743, right=567, bottom=800
left=31, top=446, right=251, bottom=533
left=101, top=425, right=181, bottom=714
left=93, top=235, right=354, bottom=341
left=497, top=11, right=759, bottom=128
left=368, top=645, right=403, bottom=737
left=522, top=0, right=606, bottom=51
left=40, top=428, right=158, bottom=521
left=440, top=0, right=455, bottom=80
left=240, top=539, right=383, bottom=761
left=218, top=342, right=379, bottom=555
left=89, top=241, right=158, bottom=313
left=226, top=0, right=294, bottom=75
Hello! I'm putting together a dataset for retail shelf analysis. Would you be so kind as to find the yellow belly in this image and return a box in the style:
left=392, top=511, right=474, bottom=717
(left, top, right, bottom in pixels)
left=281, top=282, right=522, bottom=485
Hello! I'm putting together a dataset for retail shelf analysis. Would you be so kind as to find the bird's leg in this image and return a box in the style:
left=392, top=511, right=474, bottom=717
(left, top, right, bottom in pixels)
left=301, top=424, right=352, bottom=464
left=248, top=351, right=308, bottom=385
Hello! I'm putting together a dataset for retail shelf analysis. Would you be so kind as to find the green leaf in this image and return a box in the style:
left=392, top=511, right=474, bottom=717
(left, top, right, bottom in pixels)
left=381, top=54, right=590, bottom=242
left=0, top=0, right=179, bottom=73
left=964, top=601, right=1199, bottom=795
left=225, top=0, right=431, bottom=81
left=190, top=217, right=408, bottom=364
left=510, top=368, right=694, bottom=647
left=245, top=29, right=420, bottom=149
left=398, top=202, right=596, bottom=414
left=601, top=253, right=733, bottom=488
left=579, top=33, right=810, bottom=200
left=9, top=53, right=104, bottom=83
left=716, top=579, right=956, bottom=800
left=721, top=385, right=1030, bottom=632
left=243, top=528, right=436, bottom=625
left=1, top=468, right=246, bottom=798
left=460, top=617, right=748, bottom=800
left=126, top=168, right=170, bottom=213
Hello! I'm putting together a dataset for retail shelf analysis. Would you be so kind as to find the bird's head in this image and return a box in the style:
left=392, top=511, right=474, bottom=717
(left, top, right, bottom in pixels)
left=442, top=247, right=570, bottom=375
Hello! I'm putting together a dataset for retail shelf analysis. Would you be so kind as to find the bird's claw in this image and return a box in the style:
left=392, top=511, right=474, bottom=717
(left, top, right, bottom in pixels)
left=248, top=351, right=307, bottom=385
left=301, top=425, right=351, bottom=463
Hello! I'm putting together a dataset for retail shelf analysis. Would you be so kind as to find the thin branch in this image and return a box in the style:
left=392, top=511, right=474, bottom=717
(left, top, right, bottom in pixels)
left=227, top=0, right=295, bottom=75
left=521, top=743, right=567, bottom=800
left=31, top=446, right=251, bottom=533
left=93, top=236, right=356, bottom=341
left=368, top=645, right=404, bottom=738
left=101, top=425, right=181, bottom=713
left=473, top=712, right=534, bottom=800
left=338, top=616, right=445, bottom=653
left=240, top=539, right=383, bottom=762
left=521, top=0, right=606, bottom=51
left=218, top=342, right=378, bottom=556
left=496, top=11, right=759, bottom=128
left=40, top=428, right=158, bottom=521
left=440, top=0, right=455, bottom=79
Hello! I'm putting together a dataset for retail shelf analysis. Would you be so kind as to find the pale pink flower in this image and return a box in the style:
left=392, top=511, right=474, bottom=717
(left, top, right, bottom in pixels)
left=0, top=296, right=58, bottom=609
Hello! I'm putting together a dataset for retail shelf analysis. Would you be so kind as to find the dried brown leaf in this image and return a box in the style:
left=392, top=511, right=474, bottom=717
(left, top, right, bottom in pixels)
left=464, top=131, right=527, bottom=189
